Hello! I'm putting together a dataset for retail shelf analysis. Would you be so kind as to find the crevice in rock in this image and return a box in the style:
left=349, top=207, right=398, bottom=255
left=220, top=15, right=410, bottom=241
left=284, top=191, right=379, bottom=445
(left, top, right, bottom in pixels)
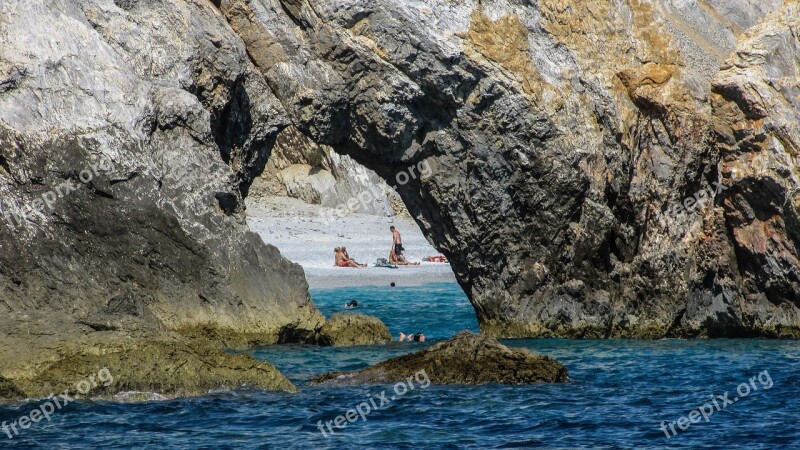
left=664, top=307, right=686, bottom=337
left=214, top=191, right=239, bottom=215
left=211, top=75, right=250, bottom=166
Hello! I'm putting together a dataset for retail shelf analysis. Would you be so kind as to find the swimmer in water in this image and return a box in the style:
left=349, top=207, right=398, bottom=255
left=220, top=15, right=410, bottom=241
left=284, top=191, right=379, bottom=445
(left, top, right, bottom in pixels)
left=398, top=332, right=426, bottom=342
left=344, top=300, right=358, bottom=308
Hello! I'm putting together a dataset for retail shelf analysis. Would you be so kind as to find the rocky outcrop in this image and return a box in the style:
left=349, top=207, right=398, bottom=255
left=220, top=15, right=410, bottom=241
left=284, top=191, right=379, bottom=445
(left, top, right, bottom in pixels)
left=311, top=331, right=569, bottom=385
left=250, top=126, right=408, bottom=217
left=0, top=0, right=325, bottom=399
left=0, top=315, right=295, bottom=403
left=215, top=0, right=799, bottom=338
left=315, top=312, right=392, bottom=346
left=1, top=0, right=799, bottom=345
left=25, top=338, right=296, bottom=399
left=0, top=0, right=324, bottom=347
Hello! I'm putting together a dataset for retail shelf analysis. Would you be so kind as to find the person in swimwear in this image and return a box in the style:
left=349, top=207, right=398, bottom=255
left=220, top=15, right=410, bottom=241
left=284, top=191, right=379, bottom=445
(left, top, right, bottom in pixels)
left=389, top=226, right=419, bottom=265
left=389, top=247, right=420, bottom=265
left=335, top=247, right=366, bottom=268
left=390, top=226, right=403, bottom=257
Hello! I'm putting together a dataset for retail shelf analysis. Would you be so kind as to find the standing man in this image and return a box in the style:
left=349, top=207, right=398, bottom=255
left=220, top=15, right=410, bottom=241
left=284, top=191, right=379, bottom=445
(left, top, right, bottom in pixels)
left=389, top=225, right=420, bottom=265
left=390, top=226, right=403, bottom=258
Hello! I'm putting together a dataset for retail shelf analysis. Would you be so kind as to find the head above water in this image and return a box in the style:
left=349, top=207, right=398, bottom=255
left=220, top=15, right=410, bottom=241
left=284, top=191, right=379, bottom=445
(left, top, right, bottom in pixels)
left=389, top=226, right=395, bottom=231
left=413, top=333, right=425, bottom=342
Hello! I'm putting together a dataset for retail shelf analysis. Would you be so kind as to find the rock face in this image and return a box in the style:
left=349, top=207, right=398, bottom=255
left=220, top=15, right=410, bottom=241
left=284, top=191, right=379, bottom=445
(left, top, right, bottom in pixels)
left=213, top=0, right=800, bottom=337
left=0, top=0, right=324, bottom=399
left=250, top=126, right=407, bottom=217
left=1, top=0, right=799, bottom=343
left=0, top=0, right=323, bottom=345
left=316, top=312, right=393, bottom=346
left=311, top=331, right=569, bottom=385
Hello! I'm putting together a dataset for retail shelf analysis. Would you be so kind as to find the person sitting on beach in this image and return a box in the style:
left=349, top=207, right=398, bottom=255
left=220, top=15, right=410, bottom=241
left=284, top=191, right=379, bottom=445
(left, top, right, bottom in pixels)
left=342, top=247, right=367, bottom=267
left=344, top=300, right=358, bottom=308
left=342, top=247, right=355, bottom=262
left=398, top=332, right=426, bottom=342
left=389, top=247, right=420, bottom=266
left=389, top=226, right=420, bottom=265
left=335, top=248, right=366, bottom=268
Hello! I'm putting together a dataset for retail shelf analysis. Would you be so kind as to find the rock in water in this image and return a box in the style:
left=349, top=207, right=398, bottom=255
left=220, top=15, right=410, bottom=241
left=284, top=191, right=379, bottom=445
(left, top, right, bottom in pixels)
left=0, top=0, right=326, bottom=399
left=311, top=331, right=568, bottom=386
left=316, top=313, right=393, bottom=347
left=1, top=1, right=799, bottom=395
left=24, top=339, right=296, bottom=399
left=0, top=315, right=297, bottom=402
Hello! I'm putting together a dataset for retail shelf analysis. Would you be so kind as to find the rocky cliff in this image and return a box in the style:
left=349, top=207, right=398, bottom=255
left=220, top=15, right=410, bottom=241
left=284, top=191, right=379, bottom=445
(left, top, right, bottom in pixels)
left=1, top=0, right=799, bottom=354
left=213, top=0, right=798, bottom=338
left=0, top=0, right=325, bottom=396
left=249, top=125, right=407, bottom=217
left=0, top=0, right=323, bottom=343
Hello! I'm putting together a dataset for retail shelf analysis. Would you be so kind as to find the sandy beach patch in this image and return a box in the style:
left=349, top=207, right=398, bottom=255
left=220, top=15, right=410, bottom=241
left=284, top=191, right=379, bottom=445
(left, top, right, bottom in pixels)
left=247, top=197, right=457, bottom=289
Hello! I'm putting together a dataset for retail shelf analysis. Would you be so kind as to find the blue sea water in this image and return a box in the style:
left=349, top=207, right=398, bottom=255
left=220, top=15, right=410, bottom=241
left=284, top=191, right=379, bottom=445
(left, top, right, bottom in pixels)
left=1, top=282, right=799, bottom=449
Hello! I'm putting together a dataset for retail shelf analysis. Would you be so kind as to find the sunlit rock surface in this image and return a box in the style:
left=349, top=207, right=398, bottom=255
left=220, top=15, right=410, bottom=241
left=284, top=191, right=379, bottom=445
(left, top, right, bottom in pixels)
left=1, top=0, right=798, bottom=360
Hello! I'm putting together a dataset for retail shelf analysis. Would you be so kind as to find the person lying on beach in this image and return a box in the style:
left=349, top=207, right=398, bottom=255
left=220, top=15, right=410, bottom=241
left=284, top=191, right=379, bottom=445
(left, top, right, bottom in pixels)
left=389, top=247, right=420, bottom=266
left=344, top=300, right=358, bottom=308
left=423, top=255, right=448, bottom=263
left=398, top=332, right=426, bottom=342
left=335, top=248, right=366, bottom=268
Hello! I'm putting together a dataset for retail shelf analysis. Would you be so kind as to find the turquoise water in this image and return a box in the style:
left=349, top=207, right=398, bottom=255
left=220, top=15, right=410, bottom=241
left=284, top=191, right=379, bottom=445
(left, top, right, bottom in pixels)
left=312, top=282, right=479, bottom=339
left=2, top=283, right=799, bottom=449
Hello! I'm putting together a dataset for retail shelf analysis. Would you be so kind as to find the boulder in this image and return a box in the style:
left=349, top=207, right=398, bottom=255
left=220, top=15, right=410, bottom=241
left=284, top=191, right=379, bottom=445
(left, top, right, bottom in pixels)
left=311, top=331, right=568, bottom=385
left=316, top=313, right=392, bottom=347
left=25, top=339, right=296, bottom=400
left=0, top=315, right=296, bottom=403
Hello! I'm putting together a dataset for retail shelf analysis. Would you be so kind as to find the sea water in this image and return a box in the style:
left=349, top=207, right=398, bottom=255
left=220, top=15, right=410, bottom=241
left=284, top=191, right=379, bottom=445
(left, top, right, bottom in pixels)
left=1, top=282, right=798, bottom=449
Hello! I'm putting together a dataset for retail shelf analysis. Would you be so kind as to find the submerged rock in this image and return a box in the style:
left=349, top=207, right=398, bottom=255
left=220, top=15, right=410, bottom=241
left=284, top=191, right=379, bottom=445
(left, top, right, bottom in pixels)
left=311, top=331, right=568, bottom=386
left=316, top=312, right=392, bottom=347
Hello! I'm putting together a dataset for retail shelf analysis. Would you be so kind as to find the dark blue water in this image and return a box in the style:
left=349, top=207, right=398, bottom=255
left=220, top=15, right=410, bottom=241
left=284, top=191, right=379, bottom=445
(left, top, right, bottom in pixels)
left=2, top=283, right=798, bottom=449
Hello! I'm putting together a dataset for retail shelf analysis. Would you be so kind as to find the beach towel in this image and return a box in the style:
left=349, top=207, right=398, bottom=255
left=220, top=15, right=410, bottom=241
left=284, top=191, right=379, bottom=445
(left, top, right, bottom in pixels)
left=375, top=258, right=398, bottom=269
